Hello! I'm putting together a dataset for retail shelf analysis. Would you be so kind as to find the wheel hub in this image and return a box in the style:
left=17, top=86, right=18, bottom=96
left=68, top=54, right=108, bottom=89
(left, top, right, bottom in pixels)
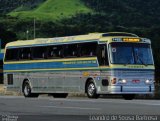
left=88, top=83, right=95, bottom=96
left=24, top=85, right=30, bottom=96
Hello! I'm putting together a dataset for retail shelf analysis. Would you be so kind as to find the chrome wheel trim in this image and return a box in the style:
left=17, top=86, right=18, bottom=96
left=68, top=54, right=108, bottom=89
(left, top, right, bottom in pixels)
left=88, top=83, right=95, bottom=96
left=24, top=84, right=30, bottom=96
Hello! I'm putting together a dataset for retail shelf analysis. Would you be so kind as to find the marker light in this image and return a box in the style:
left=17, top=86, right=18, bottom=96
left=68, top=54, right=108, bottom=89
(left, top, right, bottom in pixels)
left=112, top=38, right=122, bottom=42
left=111, top=78, right=117, bottom=84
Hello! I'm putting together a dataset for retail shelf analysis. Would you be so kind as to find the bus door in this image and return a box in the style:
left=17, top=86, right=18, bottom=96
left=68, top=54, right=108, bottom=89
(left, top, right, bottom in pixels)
left=98, top=44, right=110, bottom=90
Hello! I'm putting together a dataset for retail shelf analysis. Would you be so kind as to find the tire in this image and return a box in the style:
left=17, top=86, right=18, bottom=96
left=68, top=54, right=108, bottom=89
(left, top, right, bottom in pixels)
left=23, top=81, right=39, bottom=98
left=122, top=94, right=135, bottom=100
left=52, top=93, right=68, bottom=98
left=86, top=81, right=99, bottom=99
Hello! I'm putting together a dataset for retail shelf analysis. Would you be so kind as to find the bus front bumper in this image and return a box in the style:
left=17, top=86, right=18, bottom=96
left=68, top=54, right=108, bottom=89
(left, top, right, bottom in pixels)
left=98, top=85, right=155, bottom=94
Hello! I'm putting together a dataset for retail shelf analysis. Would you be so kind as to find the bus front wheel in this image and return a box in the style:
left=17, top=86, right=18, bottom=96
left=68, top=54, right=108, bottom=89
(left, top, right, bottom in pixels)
left=122, top=94, right=135, bottom=100
left=23, top=81, right=39, bottom=98
left=86, top=81, right=99, bottom=99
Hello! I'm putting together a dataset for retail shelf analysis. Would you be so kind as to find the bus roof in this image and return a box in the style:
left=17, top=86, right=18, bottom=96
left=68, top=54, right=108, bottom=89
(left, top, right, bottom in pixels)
left=5, top=32, right=150, bottom=48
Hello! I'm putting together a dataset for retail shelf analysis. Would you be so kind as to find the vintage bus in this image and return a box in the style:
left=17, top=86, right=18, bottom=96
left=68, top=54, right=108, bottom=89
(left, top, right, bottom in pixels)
left=3, top=32, right=155, bottom=100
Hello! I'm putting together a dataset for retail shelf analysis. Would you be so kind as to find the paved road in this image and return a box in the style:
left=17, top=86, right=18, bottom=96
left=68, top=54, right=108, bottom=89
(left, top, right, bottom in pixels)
left=0, top=96, right=159, bottom=121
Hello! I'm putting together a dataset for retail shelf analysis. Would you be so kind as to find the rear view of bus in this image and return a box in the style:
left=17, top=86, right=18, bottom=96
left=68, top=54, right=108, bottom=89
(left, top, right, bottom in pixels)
left=103, top=33, right=155, bottom=100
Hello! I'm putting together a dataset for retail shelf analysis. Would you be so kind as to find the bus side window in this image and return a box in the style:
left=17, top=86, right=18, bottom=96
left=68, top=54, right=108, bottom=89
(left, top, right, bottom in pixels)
left=98, top=44, right=109, bottom=66
left=64, top=44, right=78, bottom=58
left=80, top=42, right=97, bottom=57
left=48, top=45, right=63, bottom=58
left=32, top=46, right=47, bottom=59
left=19, top=48, right=31, bottom=60
left=5, top=48, right=19, bottom=61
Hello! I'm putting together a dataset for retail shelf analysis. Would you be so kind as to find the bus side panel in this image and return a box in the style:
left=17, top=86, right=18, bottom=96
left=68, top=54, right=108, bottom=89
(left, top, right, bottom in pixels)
left=63, top=71, right=82, bottom=92
left=47, top=72, right=64, bottom=92
left=4, top=73, right=23, bottom=93
left=30, top=72, right=48, bottom=92
left=31, top=71, right=84, bottom=93
left=94, top=70, right=111, bottom=94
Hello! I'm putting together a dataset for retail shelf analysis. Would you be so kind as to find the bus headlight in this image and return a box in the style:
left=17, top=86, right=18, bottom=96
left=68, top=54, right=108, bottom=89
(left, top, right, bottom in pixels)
left=118, top=79, right=127, bottom=84
left=145, top=79, right=154, bottom=84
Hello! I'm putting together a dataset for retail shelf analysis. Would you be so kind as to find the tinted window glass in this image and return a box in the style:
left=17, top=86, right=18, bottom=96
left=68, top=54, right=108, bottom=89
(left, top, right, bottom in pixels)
left=32, top=46, right=47, bottom=59
left=19, top=48, right=31, bottom=60
left=97, top=44, right=109, bottom=66
left=5, top=48, right=19, bottom=61
left=80, top=42, right=97, bottom=57
left=48, top=45, right=63, bottom=58
left=109, top=43, right=153, bottom=65
left=64, top=44, right=78, bottom=57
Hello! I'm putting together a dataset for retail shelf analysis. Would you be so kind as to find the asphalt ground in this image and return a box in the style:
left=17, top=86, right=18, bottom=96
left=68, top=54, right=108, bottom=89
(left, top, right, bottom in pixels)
left=0, top=96, right=159, bottom=121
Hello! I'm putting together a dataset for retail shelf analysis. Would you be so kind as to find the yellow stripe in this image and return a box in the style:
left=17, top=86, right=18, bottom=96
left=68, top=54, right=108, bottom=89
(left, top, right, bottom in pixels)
left=110, top=64, right=155, bottom=69
left=4, top=57, right=97, bottom=64
left=4, top=67, right=100, bottom=73
left=99, top=66, right=110, bottom=68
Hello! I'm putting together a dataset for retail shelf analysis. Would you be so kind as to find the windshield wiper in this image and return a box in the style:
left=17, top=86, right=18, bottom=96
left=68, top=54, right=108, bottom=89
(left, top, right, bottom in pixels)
left=136, top=55, right=148, bottom=66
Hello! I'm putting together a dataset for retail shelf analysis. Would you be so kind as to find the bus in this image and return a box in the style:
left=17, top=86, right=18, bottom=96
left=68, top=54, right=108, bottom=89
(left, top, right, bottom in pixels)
left=3, top=32, right=155, bottom=100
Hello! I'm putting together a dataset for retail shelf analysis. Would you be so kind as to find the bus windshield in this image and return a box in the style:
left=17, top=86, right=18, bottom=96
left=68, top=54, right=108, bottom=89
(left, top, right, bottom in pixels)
left=109, top=43, right=153, bottom=65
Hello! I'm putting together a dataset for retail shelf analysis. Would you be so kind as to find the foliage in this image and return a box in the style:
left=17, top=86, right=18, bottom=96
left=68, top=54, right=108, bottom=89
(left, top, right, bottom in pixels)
left=0, top=0, right=46, bottom=14
left=9, top=0, right=92, bottom=21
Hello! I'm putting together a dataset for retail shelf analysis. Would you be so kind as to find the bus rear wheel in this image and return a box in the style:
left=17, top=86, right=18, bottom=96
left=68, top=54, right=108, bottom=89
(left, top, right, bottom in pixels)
left=23, top=81, right=39, bottom=98
left=52, top=93, right=68, bottom=98
left=122, top=94, right=135, bottom=100
left=86, top=81, right=99, bottom=99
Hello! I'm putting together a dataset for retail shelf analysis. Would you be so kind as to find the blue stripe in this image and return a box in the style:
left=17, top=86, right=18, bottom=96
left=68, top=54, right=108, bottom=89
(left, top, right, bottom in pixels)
left=4, top=61, right=98, bottom=70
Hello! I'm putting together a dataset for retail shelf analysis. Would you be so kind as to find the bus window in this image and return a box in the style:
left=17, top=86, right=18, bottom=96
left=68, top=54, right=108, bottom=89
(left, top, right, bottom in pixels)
left=32, top=46, right=47, bottom=59
left=80, top=42, right=97, bottom=57
left=5, top=48, right=19, bottom=61
left=64, top=44, right=78, bottom=58
left=98, top=44, right=109, bottom=66
left=48, top=45, right=63, bottom=58
left=19, top=48, right=31, bottom=60
left=109, top=43, right=153, bottom=65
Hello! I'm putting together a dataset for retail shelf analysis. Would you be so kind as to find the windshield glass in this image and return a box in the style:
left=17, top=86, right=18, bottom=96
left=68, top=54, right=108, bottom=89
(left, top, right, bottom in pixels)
left=109, top=43, right=153, bottom=65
